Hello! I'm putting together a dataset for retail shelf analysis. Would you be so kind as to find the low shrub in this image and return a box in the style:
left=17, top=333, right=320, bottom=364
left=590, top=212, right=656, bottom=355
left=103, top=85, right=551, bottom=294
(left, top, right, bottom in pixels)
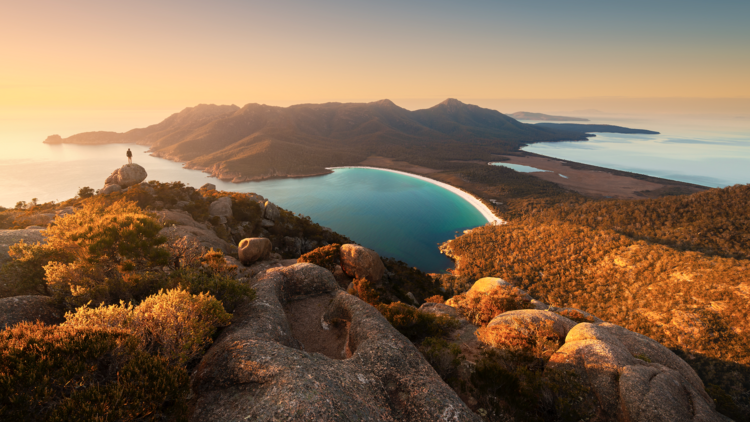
left=42, top=199, right=170, bottom=309
left=349, top=277, right=381, bottom=306
left=419, top=337, right=463, bottom=383
left=0, top=322, right=188, bottom=421
left=424, top=295, right=444, bottom=304
left=0, top=240, right=69, bottom=297
left=64, top=288, right=232, bottom=365
left=452, top=285, right=533, bottom=326
left=476, top=319, right=562, bottom=360
left=297, top=243, right=341, bottom=272
left=377, top=302, right=459, bottom=341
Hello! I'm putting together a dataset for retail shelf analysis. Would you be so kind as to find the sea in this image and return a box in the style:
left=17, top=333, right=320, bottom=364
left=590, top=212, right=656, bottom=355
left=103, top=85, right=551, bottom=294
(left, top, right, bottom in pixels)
left=521, top=115, right=750, bottom=188
left=0, top=110, right=488, bottom=272
left=1, top=109, right=748, bottom=271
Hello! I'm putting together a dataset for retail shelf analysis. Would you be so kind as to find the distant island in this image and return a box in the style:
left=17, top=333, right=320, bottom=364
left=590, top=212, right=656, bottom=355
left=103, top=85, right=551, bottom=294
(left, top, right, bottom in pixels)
left=534, top=122, right=660, bottom=135
left=45, top=99, right=659, bottom=183
left=509, top=111, right=589, bottom=121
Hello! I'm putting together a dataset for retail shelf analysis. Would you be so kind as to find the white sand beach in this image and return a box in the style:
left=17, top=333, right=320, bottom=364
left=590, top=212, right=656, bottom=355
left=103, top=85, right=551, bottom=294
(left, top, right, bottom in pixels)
left=327, top=166, right=505, bottom=226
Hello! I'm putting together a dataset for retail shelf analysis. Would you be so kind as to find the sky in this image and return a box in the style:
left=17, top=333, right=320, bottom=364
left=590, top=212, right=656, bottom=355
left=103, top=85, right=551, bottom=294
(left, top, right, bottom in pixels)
left=2, top=0, right=749, bottom=111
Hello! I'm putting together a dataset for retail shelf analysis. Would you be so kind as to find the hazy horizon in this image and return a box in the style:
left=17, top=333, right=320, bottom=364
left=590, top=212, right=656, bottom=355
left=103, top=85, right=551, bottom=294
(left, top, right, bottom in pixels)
left=2, top=1, right=749, bottom=111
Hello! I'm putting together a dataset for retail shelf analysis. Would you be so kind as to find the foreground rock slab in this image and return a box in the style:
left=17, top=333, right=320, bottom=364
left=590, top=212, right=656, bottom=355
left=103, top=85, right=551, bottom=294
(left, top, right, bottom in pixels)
left=191, top=263, right=479, bottom=421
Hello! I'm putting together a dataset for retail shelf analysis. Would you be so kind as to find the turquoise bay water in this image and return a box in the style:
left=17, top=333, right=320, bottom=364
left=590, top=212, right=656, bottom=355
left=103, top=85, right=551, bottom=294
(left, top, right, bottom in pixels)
left=522, top=117, right=750, bottom=188
left=0, top=141, right=487, bottom=272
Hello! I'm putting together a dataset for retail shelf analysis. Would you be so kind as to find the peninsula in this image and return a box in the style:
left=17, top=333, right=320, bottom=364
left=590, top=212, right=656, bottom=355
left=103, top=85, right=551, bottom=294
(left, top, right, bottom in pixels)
left=509, top=111, right=589, bottom=121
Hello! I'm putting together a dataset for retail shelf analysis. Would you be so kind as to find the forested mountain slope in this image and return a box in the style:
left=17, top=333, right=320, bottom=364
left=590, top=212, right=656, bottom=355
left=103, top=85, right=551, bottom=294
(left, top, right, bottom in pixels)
left=442, top=183, right=750, bottom=417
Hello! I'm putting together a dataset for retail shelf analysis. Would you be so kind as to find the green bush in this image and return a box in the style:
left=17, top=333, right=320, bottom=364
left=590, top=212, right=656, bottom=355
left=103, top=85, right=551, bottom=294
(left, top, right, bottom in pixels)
left=377, top=302, right=459, bottom=341
left=0, top=322, right=188, bottom=421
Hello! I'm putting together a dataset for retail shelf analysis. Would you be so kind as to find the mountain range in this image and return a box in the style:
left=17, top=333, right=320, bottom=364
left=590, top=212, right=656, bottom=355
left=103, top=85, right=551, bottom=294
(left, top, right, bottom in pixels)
left=45, top=99, right=587, bottom=182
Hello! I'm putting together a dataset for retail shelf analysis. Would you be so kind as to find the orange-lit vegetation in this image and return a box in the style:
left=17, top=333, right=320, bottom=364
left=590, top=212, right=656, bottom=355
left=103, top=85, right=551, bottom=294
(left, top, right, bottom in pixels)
left=444, top=184, right=750, bottom=418
left=0, top=197, right=255, bottom=420
left=451, top=284, right=533, bottom=326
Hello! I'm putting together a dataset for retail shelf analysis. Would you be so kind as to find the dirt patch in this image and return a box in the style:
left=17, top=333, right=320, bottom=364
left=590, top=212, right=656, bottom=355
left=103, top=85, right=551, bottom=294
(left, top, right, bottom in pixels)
left=359, top=156, right=440, bottom=175
left=494, top=155, right=671, bottom=199
left=284, top=293, right=351, bottom=359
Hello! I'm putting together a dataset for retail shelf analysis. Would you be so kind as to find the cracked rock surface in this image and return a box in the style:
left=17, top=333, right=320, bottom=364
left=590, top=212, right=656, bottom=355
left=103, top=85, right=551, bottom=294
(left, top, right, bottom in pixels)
left=191, top=263, right=480, bottom=421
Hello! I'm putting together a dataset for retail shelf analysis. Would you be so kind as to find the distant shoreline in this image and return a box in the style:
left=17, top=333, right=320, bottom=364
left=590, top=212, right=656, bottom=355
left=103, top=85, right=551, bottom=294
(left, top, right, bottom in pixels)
left=327, top=166, right=504, bottom=226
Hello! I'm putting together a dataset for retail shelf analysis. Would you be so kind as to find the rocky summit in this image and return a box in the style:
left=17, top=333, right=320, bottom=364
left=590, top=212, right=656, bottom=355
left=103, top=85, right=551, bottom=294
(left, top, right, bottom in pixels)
left=0, top=180, right=735, bottom=421
left=102, top=163, right=148, bottom=192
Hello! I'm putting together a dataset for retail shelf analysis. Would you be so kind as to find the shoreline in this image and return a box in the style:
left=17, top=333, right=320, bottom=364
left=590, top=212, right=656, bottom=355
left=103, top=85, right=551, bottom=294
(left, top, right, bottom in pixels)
left=326, top=166, right=505, bottom=226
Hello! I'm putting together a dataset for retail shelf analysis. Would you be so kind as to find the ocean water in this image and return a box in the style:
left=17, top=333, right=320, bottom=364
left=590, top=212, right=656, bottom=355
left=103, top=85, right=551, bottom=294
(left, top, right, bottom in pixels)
left=490, top=162, right=551, bottom=173
left=0, top=141, right=487, bottom=272
left=522, top=116, right=750, bottom=188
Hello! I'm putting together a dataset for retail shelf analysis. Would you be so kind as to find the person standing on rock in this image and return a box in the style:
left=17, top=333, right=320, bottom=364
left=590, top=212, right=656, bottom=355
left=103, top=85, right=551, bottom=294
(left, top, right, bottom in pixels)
left=126, top=148, right=133, bottom=164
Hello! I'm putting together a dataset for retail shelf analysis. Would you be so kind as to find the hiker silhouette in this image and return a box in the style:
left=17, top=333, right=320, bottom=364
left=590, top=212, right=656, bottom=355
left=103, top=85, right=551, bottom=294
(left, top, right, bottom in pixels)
left=126, top=148, right=132, bottom=164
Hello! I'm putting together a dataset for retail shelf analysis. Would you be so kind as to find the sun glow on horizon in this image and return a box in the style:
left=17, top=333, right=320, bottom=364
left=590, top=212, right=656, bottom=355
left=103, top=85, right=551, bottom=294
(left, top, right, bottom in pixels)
left=1, top=0, right=748, bottom=111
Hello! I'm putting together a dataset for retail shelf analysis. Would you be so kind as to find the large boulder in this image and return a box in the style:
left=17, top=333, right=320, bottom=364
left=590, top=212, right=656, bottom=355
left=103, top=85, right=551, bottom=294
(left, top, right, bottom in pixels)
left=0, top=229, right=45, bottom=266
left=208, top=196, right=233, bottom=218
left=468, top=276, right=513, bottom=293
left=238, top=238, right=272, bottom=264
left=545, top=322, right=723, bottom=422
left=200, top=183, right=216, bottom=191
left=191, top=263, right=480, bottom=421
left=264, top=201, right=280, bottom=221
left=486, top=309, right=577, bottom=340
left=104, top=163, right=147, bottom=188
left=99, top=184, right=122, bottom=195
left=0, top=296, right=63, bottom=329
left=340, top=244, right=385, bottom=282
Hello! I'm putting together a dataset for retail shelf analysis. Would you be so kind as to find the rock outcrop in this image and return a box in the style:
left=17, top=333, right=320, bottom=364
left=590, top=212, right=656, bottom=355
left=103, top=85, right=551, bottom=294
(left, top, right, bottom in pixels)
left=340, top=244, right=386, bottom=282
left=100, top=184, right=122, bottom=195
left=0, top=295, right=63, bottom=329
left=238, top=237, right=272, bottom=264
left=200, top=183, right=216, bottom=191
left=486, top=309, right=577, bottom=340
left=191, top=263, right=480, bottom=421
left=0, top=229, right=45, bottom=266
left=546, top=322, right=723, bottom=422
left=104, top=163, right=148, bottom=188
left=208, top=196, right=233, bottom=218
left=263, top=201, right=280, bottom=221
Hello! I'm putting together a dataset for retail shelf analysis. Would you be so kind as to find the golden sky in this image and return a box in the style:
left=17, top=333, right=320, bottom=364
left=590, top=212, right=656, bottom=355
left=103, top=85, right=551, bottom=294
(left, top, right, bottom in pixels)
left=2, top=0, right=749, bottom=110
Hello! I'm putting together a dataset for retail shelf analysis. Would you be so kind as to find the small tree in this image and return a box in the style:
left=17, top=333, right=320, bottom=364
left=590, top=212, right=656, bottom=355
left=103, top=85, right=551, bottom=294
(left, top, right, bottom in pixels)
left=77, top=186, right=95, bottom=199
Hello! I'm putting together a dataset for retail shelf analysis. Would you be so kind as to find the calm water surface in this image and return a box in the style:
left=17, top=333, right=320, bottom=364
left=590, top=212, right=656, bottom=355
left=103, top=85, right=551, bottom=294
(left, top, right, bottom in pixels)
left=0, top=141, right=487, bottom=272
left=523, top=116, right=750, bottom=188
